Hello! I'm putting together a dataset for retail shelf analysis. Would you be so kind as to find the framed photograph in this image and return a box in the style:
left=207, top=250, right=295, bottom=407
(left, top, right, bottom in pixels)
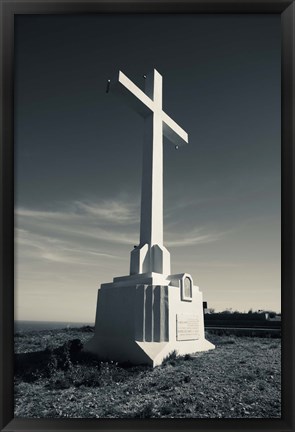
left=1, top=1, right=294, bottom=431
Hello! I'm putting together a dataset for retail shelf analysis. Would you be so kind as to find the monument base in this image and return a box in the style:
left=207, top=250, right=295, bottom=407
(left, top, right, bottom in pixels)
left=84, top=273, right=215, bottom=367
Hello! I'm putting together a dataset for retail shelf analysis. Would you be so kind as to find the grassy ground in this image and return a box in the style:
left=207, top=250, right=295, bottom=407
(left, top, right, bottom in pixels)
left=14, top=327, right=281, bottom=418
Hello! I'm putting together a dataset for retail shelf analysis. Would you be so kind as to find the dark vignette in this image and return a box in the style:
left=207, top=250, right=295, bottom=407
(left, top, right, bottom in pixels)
left=0, top=1, right=294, bottom=432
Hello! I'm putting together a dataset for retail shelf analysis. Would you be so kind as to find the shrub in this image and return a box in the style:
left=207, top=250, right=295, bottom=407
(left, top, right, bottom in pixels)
left=47, top=370, right=71, bottom=390
left=71, top=365, right=102, bottom=387
left=162, top=350, right=178, bottom=366
left=183, top=375, right=191, bottom=383
left=184, top=354, right=192, bottom=361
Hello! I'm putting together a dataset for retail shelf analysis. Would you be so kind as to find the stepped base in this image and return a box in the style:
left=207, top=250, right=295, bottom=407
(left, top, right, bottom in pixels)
left=85, top=337, right=214, bottom=367
left=84, top=274, right=215, bottom=367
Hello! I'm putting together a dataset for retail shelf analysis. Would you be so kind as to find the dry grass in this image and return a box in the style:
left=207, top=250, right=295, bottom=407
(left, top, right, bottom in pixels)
left=14, top=328, right=281, bottom=419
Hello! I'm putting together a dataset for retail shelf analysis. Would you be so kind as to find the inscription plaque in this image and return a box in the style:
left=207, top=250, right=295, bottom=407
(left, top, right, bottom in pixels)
left=176, top=314, right=199, bottom=340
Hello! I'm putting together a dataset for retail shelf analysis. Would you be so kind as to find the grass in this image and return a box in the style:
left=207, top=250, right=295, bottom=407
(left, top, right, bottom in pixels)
left=14, top=328, right=281, bottom=419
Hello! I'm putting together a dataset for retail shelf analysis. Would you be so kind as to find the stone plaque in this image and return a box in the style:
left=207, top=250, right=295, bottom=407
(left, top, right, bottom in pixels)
left=176, top=314, right=199, bottom=340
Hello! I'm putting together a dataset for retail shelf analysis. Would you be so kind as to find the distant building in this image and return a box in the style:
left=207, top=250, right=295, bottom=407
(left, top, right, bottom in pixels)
left=265, top=313, right=281, bottom=322
left=258, top=310, right=281, bottom=321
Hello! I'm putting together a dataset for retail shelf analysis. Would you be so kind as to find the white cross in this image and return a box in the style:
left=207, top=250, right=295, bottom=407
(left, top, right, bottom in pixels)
left=110, top=69, right=188, bottom=247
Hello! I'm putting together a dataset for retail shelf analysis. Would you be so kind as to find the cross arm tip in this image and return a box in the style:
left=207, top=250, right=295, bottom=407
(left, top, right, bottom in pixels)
left=163, top=113, right=189, bottom=147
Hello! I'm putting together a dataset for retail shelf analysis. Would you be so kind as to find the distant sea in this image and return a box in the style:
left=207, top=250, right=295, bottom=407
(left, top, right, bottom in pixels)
left=14, top=320, right=93, bottom=332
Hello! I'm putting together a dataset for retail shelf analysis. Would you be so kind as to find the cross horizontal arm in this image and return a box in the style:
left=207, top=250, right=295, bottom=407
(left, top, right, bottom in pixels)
left=162, top=112, right=188, bottom=147
left=108, top=69, right=188, bottom=147
left=110, top=71, right=154, bottom=118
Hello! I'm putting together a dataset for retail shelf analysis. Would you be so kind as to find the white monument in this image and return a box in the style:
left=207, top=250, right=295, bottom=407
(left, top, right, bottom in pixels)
left=85, top=69, right=215, bottom=366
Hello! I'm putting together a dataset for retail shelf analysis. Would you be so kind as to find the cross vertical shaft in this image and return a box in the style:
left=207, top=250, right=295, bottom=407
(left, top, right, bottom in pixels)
left=140, top=70, right=163, bottom=247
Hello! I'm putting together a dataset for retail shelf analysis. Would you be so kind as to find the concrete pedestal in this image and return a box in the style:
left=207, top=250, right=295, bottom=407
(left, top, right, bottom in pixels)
left=85, top=272, right=215, bottom=367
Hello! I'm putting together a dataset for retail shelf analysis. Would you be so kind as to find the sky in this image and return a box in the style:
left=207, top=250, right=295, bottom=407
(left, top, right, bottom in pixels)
left=14, top=14, right=281, bottom=323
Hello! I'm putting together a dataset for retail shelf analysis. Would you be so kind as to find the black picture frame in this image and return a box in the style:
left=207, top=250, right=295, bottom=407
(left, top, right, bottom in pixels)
left=0, top=1, right=294, bottom=431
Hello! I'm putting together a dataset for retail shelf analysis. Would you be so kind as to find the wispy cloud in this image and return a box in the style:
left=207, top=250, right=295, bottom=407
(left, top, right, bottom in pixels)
left=166, top=228, right=224, bottom=247
left=16, top=198, right=140, bottom=225
left=74, top=200, right=139, bottom=224
left=164, top=197, right=206, bottom=219
left=15, top=196, right=224, bottom=256
left=16, top=198, right=140, bottom=247
left=16, top=228, right=120, bottom=266
left=15, top=209, right=73, bottom=220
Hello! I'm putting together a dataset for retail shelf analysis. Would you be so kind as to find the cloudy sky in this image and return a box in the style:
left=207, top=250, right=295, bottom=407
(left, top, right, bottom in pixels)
left=14, top=14, right=281, bottom=323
